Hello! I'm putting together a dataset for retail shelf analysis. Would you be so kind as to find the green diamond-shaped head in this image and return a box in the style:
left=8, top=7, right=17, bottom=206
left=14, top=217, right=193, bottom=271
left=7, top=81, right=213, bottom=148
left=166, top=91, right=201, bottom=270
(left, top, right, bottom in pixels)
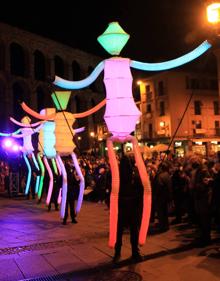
left=51, top=91, right=71, bottom=111
left=97, top=22, right=130, bottom=56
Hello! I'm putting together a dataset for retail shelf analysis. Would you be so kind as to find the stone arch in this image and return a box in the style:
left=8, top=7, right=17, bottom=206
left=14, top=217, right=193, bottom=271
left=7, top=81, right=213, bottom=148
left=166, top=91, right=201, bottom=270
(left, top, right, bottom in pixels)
left=0, top=79, right=7, bottom=129
left=0, top=41, right=6, bottom=71
left=54, top=55, right=64, bottom=77
left=72, top=60, right=81, bottom=80
left=88, top=66, right=97, bottom=92
left=12, top=81, right=30, bottom=121
left=10, top=42, right=26, bottom=77
left=36, top=86, right=47, bottom=112
left=34, top=50, right=46, bottom=81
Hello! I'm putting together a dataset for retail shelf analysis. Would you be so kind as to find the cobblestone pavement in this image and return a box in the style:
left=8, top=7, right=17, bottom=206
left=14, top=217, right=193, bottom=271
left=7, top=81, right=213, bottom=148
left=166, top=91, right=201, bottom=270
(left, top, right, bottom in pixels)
left=0, top=195, right=220, bottom=281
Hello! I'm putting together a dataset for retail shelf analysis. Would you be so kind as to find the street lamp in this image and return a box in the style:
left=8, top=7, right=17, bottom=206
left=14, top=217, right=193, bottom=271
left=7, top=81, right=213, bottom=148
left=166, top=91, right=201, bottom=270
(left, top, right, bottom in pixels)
left=206, top=2, right=220, bottom=35
left=90, top=131, right=96, bottom=155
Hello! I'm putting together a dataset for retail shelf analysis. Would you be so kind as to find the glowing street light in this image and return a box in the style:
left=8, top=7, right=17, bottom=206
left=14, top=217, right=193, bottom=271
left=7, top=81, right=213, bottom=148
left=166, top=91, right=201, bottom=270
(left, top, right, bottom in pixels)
left=207, top=2, right=220, bottom=24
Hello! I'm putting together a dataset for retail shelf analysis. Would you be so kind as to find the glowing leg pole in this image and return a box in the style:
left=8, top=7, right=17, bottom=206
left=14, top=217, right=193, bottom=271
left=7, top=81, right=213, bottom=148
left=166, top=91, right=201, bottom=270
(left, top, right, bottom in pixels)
left=31, top=153, right=40, bottom=194
left=51, top=158, right=58, bottom=175
left=107, top=137, right=120, bottom=248
left=37, top=153, right=45, bottom=200
left=71, top=152, right=85, bottom=214
left=129, top=136, right=152, bottom=245
left=43, top=157, right=54, bottom=205
left=23, top=153, right=32, bottom=195
left=55, top=157, right=62, bottom=204
left=57, top=155, right=67, bottom=218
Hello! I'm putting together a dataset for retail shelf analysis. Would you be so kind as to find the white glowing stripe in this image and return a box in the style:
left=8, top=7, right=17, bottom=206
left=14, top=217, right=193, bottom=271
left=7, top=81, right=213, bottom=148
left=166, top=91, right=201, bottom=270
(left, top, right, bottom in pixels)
left=57, top=155, right=67, bottom=219
left=53, top=61, right=104, bottom=89
left=130, top=41, right=212, bottom=71
left=71, top=152, right=85, bottom=214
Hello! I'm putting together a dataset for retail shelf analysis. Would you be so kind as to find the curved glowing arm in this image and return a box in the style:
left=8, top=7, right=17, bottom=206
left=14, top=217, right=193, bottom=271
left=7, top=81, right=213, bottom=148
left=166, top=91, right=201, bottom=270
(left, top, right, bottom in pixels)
left=130, top=40, right=212, bottom=71
left=74, top=127, right=85, bottom=134
left=0, top=129, right=21, bottom=137
left=11, top=124, right=43, bottom=138
left=10, top=117, right=42, bottom=127
left=21, top=102, right=55, bottom=120
left=73, top=99, right=106, bottom=118
left=53, top=61, right=104, bottom=89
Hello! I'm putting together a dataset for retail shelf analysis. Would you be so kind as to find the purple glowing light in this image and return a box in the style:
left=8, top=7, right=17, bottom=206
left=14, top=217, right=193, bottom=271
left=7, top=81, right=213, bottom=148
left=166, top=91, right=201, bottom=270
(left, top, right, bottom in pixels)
left=4, top=139, right=13, bottom=148
left=12, top=144, right=19, bottom=151
left=2, top=138, right=21, bottom=154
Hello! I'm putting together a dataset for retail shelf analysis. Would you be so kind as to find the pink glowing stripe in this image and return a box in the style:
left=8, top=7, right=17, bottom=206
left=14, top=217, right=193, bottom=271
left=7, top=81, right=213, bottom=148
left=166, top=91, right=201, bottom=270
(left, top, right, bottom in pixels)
left=107, top=138, right=120, bottom=248
left=43, top=157, right=54, bottom=205
left=10, top=117, right=42, bottom=127
left=21, top=102, right=55, bottom=120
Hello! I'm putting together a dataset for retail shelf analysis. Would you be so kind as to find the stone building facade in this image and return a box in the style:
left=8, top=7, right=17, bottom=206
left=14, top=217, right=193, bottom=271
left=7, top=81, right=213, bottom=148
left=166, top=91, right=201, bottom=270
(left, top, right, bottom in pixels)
left=0, top=22, right=105, bottom=150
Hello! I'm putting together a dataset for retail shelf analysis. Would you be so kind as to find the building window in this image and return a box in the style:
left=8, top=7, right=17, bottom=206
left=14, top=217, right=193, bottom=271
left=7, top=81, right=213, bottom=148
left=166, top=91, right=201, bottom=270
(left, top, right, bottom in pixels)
left=194, top=100, right=201, bottom=115
left=54, top=55, right=65, bottom=77
left=158, top=81, right=164, bottom=96
left=34, top=50, right=46, bottom=81
left=10, top=42, right=26, bottom=77
left=149, top=123, right=153, bottom=139
left=146, top=85, right=150, bottom=93
left=146, top=85, right=152, bottom=102
left=146, top=104, right=151, bottom=113
left=213, top=101, right=220, bottom=115
left=159, top=101, right=165, bottom=116
left=215, top=120, right=220, bottom=135
left=195, top=121, right=202, bottom=129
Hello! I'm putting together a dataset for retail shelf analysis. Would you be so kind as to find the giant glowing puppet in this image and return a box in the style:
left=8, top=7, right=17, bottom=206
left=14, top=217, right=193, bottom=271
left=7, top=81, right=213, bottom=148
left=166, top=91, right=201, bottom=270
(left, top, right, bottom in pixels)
left=0, top=116, right=42, bottom=195
left=8, top=111, right=62, bottom=203
left=21, top=91, right=106, bottom=218
left=51, top=22, right=212, bottom=248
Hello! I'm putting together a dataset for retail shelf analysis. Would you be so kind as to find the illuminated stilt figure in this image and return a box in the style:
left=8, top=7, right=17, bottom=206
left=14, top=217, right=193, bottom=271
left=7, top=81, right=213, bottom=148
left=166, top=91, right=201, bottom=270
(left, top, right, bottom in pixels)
left=0, top=116, right=42, bottom=195
left=51, top=22, right=212, bottom=247
left=21, top=91, right=106, bottom=218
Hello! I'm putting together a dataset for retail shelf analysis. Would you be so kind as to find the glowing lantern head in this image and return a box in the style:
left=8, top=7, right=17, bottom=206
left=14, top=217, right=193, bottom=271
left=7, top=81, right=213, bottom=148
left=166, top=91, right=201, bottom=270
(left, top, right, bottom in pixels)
left=207, top=3, right=220, bottom=23
left=51, top=91, right=71, bottom=111
left=97, top=22, right=130, bottom=56
left=21, top=116, right=31, bottom=124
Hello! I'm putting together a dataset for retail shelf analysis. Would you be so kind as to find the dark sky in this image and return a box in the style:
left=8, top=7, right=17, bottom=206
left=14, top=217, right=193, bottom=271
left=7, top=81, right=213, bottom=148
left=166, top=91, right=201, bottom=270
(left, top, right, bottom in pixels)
left=0, top=0, right=210, bottom=61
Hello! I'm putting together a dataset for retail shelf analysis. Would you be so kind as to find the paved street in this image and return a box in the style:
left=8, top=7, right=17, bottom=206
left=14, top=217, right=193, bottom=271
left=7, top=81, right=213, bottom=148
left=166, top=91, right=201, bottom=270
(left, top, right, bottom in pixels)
left=0, top=195, right=220, bottom=281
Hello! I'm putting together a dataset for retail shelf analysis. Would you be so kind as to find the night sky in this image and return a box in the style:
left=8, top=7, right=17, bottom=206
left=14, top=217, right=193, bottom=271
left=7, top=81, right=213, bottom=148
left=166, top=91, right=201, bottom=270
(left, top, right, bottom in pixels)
left=0, top=0, right=211, bottom=61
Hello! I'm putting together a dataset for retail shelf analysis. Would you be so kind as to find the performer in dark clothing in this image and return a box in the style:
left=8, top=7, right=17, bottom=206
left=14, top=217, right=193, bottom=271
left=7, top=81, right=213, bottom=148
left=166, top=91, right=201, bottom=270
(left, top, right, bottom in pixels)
left=48, top=171, right=61, bottom=211
left=62, top=159, right=79, bottom=225
left=154, top=162, right=172, bottom=232
left=193, top=163, right=213, bottom=247
left=113, top=155, right=143, bottom=263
